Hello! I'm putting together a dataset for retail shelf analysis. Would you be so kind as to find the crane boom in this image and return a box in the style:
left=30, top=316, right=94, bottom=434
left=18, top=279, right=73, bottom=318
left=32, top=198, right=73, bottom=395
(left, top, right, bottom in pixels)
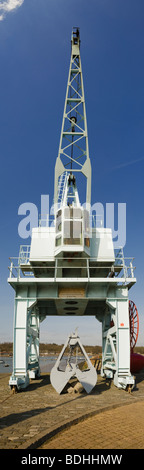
left=54, top=27, right=91, bottom=211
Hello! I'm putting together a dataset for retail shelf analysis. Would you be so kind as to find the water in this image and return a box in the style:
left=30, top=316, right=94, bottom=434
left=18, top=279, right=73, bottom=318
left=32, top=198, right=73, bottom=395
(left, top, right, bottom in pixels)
left=0, top=357, right=12, bottom=373
left=0, top=356, right=58, bottom=374
left=0, top=356, right=84, bottom=374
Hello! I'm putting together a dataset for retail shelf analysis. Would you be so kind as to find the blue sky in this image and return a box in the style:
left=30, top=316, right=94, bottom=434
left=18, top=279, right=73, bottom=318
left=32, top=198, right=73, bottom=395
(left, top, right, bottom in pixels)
left=0, top=0, right=144, bottom=345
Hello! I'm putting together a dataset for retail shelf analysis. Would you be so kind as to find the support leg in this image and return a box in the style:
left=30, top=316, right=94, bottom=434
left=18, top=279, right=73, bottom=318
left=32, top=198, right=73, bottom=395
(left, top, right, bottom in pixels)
left=9, top=301, right=40, bottom=390
left=114, top=299, right=135, bottom=390
left=9, top=299, right=30, bottom=390
left=101, top=299, right=135, bottom=390
left=27, top=309, right=40, bottom=379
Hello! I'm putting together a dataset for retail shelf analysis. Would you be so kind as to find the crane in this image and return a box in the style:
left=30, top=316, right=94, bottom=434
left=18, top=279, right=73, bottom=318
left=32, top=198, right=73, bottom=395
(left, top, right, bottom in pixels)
left=8, top=28, right=137, bottom=393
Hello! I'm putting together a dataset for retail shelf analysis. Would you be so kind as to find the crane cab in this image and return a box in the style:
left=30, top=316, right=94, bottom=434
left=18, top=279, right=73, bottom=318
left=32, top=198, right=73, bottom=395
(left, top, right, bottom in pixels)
left=55, top=205, right=90, bottom=257
left=54, top=171, right=90, bottom=259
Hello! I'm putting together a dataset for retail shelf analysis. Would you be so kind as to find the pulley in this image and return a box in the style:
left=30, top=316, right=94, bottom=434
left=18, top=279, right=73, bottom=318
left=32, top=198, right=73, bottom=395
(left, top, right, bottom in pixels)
left=129, top=300, right=139, bottom=351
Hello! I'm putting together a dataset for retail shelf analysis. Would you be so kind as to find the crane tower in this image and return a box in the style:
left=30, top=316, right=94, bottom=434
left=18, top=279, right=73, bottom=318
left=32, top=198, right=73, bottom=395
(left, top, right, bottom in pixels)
left=8, top=28, right=136, bottom=392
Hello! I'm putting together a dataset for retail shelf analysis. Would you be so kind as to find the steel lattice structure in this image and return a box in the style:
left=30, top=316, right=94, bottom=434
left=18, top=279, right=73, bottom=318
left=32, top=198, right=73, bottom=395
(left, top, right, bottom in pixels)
left=54, top=28, right=91, bottom=209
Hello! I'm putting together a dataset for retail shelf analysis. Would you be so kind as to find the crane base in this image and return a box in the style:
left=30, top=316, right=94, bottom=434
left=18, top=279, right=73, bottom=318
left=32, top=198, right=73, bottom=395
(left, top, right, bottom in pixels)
left=9, top=373, right=30, bottom=391
left=114, top=373, right=135, bottom=390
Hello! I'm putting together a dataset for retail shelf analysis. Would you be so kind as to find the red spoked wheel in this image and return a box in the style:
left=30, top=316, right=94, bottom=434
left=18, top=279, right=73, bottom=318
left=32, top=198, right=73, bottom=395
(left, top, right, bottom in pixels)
left=129, top=300, right=139, bottom=351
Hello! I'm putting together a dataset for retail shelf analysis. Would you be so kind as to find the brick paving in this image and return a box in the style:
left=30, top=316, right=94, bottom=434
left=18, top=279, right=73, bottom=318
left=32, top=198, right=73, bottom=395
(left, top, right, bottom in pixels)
left=40, top=401, right=144, bottom=449
left=0, top=371, right=144, bottom=449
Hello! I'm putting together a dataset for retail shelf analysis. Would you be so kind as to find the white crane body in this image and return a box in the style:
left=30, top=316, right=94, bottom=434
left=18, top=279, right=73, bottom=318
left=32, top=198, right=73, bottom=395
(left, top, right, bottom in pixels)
left=8, top=28, right=136, bottom=392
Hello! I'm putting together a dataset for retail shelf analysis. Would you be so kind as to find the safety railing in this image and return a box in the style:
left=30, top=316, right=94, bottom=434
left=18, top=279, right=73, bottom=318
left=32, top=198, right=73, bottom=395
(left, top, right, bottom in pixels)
left=8, top=252, right=136, bottom=284
left=19, top=245, right=31, bottom=264
left=38, top=215, right=55, bottom=227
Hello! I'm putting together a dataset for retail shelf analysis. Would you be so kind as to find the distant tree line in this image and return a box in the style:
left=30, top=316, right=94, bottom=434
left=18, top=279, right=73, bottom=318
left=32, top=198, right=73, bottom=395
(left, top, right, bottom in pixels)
left=0, top=343, right=13, bottom=355
left=0, top=342, right=144, bottom=356
left=0, top=342, right=102, bottom=355
left=39, top=343, right=102, bottom=355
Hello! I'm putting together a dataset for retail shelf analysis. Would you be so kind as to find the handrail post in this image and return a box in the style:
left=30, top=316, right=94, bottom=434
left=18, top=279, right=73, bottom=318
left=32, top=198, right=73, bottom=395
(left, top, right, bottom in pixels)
left=130, top=261, right=134, bottom=278
left=10, top=261, right=13, bottom=278
left=55, top=258, right=58, bottom=281
left=87, top=258, right=90, bottom=280
left=18, top=262, right=20, bottom=280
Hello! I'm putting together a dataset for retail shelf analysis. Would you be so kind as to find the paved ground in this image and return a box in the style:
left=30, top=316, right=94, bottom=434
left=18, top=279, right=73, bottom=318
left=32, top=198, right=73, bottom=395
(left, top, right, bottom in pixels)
left=0, top=371, right=144, bottom=450
left=40, top=401, right=144, bottom=450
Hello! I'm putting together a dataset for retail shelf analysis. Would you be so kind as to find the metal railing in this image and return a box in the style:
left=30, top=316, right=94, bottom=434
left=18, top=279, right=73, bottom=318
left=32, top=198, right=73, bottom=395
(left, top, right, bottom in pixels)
left=19, top=245, right=31, bottom=264
left=8, top=250, right=136, bottom=284
left=38, top=215, right=55, bottom=227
